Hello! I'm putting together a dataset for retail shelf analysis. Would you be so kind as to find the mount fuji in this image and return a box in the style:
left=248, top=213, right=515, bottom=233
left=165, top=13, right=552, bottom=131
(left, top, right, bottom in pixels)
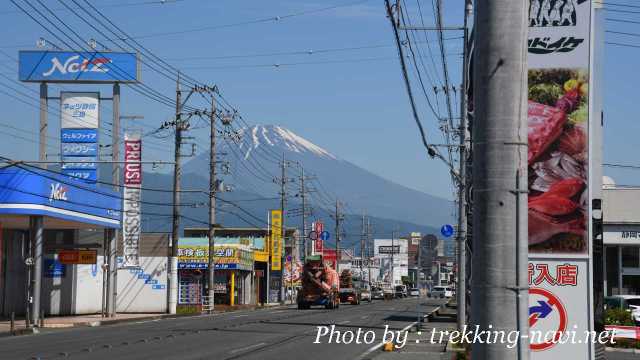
left=139, top=125, right=454, bottom=249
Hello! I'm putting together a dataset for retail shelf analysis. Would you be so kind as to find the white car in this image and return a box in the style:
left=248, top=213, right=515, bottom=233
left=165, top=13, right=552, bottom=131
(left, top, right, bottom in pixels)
left=409, top=288, right=420, bottom=297
left=429, top=286, right=453, bottom=299
left=605, top=295, right=640, bottom=324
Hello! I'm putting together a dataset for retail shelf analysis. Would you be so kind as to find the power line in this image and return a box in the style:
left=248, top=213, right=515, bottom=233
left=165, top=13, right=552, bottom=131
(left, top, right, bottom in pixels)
left=111, top=0, right=375, bottom=41
left=0, top=0, right=190, bottom=15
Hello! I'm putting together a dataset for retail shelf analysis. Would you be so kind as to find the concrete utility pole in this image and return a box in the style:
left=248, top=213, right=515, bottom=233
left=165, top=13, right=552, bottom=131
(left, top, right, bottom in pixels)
left=367, top=218, right=372, bottom=286
left=300, top=168, right=307, bottom=262
left=169, top=73, right=182, bottom=315
left=472, top=0, right=528, bottom=358
left=456, top=0, right=473, bottom=333
left=279, top=153, right=287, bottom=304
left=360, top=212, right=365, bottom=284
left=207, top=96, right=217, bottom=313
left=334, top=200, right=343, bottom=276
left=108, top=82, right=120, bottom=318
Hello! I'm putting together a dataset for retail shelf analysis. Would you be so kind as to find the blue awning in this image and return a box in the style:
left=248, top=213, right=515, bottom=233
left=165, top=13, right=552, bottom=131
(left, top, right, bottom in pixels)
left=0, top=165, right=121, bottom=228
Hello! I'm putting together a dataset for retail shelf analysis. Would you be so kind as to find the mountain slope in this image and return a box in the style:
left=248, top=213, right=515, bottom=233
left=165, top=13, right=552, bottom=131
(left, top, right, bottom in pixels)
left=182, top=125, right=454, bottom=228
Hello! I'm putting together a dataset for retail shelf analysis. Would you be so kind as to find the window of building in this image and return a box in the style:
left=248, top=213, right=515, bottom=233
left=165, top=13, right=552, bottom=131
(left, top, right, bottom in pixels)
left=622, top=247, right=640, bottom=268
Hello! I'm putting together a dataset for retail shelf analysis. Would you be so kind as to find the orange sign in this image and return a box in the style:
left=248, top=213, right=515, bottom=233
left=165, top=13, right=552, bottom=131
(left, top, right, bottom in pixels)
left=58, top=250, right=97, bottom=264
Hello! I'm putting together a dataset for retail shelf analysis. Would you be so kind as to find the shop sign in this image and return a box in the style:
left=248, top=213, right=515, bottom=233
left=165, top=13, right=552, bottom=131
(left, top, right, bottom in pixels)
left=270, top=210, right=282, bottom=271
left=528, top=0, right=595, bottom=358
left=122, top=131, right=142, bottom=268
left=58, top=249, right=97, bottom=265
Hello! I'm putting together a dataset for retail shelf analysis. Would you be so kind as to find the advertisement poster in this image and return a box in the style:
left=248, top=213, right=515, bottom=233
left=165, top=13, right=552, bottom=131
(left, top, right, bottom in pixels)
left=284, top=259, right=302, bottom=286
left=122, top=132, right=142, bottom=268
left=270, top=210, right=282, bottom=271
left=528, top=0, right=593, bottom=358
left=60, top=92, right=99, bottom=183
left=61, top=92, right=100, bottom=129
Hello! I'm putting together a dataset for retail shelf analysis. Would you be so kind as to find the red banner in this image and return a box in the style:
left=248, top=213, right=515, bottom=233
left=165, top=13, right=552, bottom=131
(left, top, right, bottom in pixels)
left=124, top=136, right=142, bottom=186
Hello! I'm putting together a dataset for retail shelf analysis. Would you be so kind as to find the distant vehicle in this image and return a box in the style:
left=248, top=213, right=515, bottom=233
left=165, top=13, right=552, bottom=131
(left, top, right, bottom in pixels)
left=409, top=287, right=420, bottom=297
left=297, top=256, right=339, bottom=310
left=605, top=295, right=640, bottom=324
left=339, top=269, right=361, bottom=305
left=371, top=286, right=384, bottom=300
left=430, top=286, right=453, bottom=299
left=359, top=285, right=372, bottom=303
left=395, top=285, right=408, bottom=298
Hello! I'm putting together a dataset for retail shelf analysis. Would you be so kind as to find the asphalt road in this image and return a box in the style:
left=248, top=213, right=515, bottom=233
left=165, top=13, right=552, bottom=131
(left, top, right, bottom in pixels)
left=0, top=297, right=445, bottom=360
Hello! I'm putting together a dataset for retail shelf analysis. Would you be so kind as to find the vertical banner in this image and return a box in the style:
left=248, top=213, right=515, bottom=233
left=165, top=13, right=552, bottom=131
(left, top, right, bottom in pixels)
left=313, top=221, right=324, bottom=254
left=270, top=210, right=282, bottom=271
left=527, top=0, right=593, bottom=357
left=122, top=131, right=142, bottom=268
left=60, top=92, right=99, bottom=182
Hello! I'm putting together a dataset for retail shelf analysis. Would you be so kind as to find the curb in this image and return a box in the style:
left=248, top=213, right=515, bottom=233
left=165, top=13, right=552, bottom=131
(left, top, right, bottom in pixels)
left=0, top=303, right=292, bottom=338
left=605, top=346, right=640, bottom=354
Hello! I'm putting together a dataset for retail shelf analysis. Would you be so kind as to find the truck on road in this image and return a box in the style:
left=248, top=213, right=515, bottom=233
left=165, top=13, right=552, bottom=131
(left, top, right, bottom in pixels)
left=338, top=269, right=361, bottom=305
left=297, top=255, right=339, bottom=309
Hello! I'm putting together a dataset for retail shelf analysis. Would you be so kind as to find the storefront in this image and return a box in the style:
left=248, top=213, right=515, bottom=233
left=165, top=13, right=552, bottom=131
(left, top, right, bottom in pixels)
left=0, top=165, right=120, bottom=321
left=603, top=180, right=640, bottom=295
left=177, top=238, right=254, bottom=308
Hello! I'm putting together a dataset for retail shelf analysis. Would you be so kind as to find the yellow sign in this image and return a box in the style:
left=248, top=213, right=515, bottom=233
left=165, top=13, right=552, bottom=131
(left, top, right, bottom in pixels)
left=270, top=210, right=282, bottom=271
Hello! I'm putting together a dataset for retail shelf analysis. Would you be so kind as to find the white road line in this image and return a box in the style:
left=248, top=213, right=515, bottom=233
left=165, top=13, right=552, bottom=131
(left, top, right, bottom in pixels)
left=232, top=314, right=249, bottom=318
left=357, top=321, right=417, bottom=360
left=270, top=310, right=286, bottom=314
left=337, top=320, right=351, bottom=325
left=228, top=342, right=267, bottom=354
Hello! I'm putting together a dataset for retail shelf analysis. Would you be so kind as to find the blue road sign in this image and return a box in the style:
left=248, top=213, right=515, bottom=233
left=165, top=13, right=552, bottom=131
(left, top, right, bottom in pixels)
left=441, top=224, right=454, bottom=238
left=286, top=255, right=292, bottom=262
left=320, top=231, right=330, bottom=241
left=19, top=51, right=139, bottom=83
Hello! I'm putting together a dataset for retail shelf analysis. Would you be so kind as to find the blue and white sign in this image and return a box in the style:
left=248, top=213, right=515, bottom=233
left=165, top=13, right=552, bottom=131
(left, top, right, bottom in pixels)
left=61, top=156, right=97, bottom=170
left=62, top=169, right=97, bottom=183
left=0, top=166, right=120, bottom=228
left=441, top=224, right=454, bottom=238
left=61, top=129, right=98, bottom=143
left=19, top=51, right=139, bottom=83
left=61, top=143, right=98, bottom=157
left=44, top=259, right=65, bottom=278
left=320, top=231, right=330, bottom=241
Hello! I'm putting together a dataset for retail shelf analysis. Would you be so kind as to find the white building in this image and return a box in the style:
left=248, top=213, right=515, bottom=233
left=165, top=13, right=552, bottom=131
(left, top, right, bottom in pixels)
left=374, top=238, right=408, bottom=285
left=603, top=177, right=640, bottom=296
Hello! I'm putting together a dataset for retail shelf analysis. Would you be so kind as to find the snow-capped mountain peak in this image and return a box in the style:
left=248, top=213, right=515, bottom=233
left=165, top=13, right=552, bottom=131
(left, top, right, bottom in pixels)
left=237, top=125, right=337, bottom=160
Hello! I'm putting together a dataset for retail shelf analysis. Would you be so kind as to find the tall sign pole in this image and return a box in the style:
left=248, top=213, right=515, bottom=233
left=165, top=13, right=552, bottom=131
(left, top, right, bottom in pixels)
left=109, top=83, right=120, bottom=317
left=526, top=1, right=601, bottom=358
left=471, top=0, right=528, bottom=359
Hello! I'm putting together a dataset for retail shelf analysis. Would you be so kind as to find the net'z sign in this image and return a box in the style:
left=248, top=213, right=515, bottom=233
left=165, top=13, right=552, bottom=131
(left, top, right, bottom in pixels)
left=122, top=132, right=142, bottom=268
left=18, top=51, right=139, bottom=83
left=527, top=0, right=596, bottom=358
left=271, top=210, right=283, bottom=271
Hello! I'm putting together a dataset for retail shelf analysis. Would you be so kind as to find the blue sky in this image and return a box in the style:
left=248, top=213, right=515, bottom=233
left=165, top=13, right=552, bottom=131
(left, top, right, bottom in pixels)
left=0, top=0, right=637, bottom=202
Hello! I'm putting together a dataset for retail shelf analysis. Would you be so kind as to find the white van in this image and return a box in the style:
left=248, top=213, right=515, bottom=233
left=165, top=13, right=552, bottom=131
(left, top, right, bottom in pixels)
left=429, top=286, right=453, bottom=299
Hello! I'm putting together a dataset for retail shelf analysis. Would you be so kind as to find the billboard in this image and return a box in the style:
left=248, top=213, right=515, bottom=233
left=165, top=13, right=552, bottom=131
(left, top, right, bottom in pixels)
left=527, top=0, right=596, bottom=357
left=61, top=92, right=99, bottom=129
left=60, top=92, right=99, bottom=183
left=122, top=132, right=142, bottom=268
left=270, top=210, right=283, bottom=271
left=19, top=51, right=139, bottom=83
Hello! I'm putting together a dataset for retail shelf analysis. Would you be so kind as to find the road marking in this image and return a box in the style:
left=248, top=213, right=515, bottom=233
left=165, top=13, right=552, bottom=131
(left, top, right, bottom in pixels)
left=361, top=316, right=369, bottom=319
left=337, top=320, right=350, bottom=325
left=228, top=342, right=267, bottom=354
left=357, top=321, right=417, bottom=359
left=270, top=310, right=286, bottom=314
left=232, top=314, right=249, bottom=318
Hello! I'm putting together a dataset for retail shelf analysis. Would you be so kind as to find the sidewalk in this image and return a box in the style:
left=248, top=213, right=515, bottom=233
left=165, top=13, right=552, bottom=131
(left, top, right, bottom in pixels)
left=373, top=302, right=459, bottom=360
left=0, top=303, right=287, bottom=337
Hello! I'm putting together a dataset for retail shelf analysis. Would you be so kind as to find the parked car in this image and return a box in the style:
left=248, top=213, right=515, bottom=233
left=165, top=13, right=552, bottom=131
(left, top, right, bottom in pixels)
left=371, top=286, right=385, bottom=300
left=409, top=287, right=420, bottom=297
left=605, top=295, right=640, bottom=324
left=395, top=285, right=408, bottom=298
left=429, top=286, right=453, bottom=299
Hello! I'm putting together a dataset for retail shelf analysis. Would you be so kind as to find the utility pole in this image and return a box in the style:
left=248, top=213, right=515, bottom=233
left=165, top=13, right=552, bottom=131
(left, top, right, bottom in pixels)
left=367, top=218, right=372, bottom=286
left=300, top=168, right=307, bottom=262
left=360, top=212, right=365, bottom=285
left=108, top=82, right=120, bottom=318
left=456, top=0, right=473, bottom=333
left=207, top=95, right=217, bottom=313
left=472, top=0, right=528, bottom=359
left=279, top=153, right=287, bottom=304
left=334, top=200, right=343, bottom=276
left=169, top=73, right=182, bottom=315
